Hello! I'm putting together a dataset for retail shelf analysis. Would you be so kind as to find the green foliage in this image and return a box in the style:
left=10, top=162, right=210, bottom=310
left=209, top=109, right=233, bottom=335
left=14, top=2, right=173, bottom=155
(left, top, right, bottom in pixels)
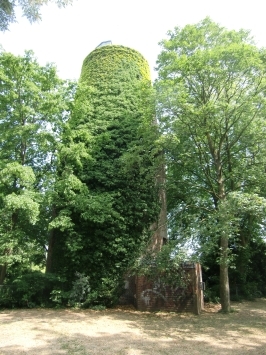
left=0, top=0, right=74, bottom=31
left=50, top=45, right=160, bottom=304
left=0, top=285, right=13, bottom=308
left=131, top=243, right=191, bottom=289
left=49, top=289, right=70, bottom=307
left=82, top=276, right=122, bottom=308
left=203, top=286, right=220, bottom=304
left=0, top=271, right=66, bottom=308
left=50, top=272, right=91, bottom=308
left=0, top=49, right=75, bottom=284
left=156, top=17, right=266, bottom=311
left=69, top=272, right=90, bottom=305
left=0, top=163, right=40, bottom=279
left=80, top=45, right=151, bottom=85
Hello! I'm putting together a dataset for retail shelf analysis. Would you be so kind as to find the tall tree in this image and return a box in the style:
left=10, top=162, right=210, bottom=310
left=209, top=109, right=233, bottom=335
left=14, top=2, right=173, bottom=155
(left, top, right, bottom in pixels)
left=0, top=0, right=74, bottom=31
left=155, top=18, right=266, bottom=312
left=0, top=49, right=74, bottom=283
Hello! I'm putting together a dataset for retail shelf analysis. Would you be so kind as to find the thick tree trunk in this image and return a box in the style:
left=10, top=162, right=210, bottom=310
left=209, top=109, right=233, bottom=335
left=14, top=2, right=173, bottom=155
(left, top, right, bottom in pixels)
left=220, top=235, right=231, bottom=312
left=0, top=264, right=7, bottom=285
left=206, top=132, right=231, bottom=313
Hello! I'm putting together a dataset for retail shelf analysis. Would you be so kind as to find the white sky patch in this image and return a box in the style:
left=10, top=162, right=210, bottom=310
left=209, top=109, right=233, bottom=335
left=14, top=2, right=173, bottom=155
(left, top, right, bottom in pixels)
left=0, top=0, right=266, bottom=81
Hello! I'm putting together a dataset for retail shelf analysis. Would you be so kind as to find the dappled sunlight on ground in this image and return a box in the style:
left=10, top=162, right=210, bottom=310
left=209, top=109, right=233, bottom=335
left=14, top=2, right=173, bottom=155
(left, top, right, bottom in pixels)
left=0, top=299, right=266, bottom=355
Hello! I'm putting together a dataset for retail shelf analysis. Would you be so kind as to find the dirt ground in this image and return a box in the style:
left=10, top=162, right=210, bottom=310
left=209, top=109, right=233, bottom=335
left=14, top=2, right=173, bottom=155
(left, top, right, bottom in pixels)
left=1, top=299, right=266, bottom=355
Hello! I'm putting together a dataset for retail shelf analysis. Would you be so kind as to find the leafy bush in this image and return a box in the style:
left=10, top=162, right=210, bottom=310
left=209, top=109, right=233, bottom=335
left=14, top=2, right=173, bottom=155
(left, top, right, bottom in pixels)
left=68, top=272, right=90, bottom=306
left=238, top=282, right=262, bottom=300
left=204, top=285, right=220, bottom=303
left=131, top=243, right=191, bottom=289
left=49, top=289, right=70, bottom=307
left=0, top=285, right=14, bottom=308
left=82, top=276, right=122, bottom=308
left=0, top=271, right=66, bottom=308
left=0, top=270, right=122, bottom=309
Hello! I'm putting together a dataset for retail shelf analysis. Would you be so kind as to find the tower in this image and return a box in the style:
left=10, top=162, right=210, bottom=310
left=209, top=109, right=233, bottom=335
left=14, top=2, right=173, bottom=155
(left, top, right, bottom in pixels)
left=49, top=45, right=166, bottom=297
left=78, top=44, right=167, bottom=251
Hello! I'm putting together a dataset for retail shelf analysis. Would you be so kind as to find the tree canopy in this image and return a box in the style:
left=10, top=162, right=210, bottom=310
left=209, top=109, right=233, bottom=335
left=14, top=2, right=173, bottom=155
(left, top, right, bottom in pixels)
left=1, top=18, right=266, bottom=311
left=155, top=17, right=266, bottom=312
left=0, top=0, right=74, bottom=31
left=0, top=49, right=75, bottom=284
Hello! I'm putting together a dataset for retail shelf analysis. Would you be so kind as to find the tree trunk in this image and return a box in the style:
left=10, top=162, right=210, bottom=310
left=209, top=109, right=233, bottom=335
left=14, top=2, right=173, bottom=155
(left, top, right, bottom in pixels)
left=206, top=132, right=231, bottom=313
left=220, top=235, right=231, bottom=312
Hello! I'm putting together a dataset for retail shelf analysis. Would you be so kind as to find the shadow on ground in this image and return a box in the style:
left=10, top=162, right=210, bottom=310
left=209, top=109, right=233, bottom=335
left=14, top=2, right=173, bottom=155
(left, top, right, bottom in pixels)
left=1, top=299, right=266, bottom=355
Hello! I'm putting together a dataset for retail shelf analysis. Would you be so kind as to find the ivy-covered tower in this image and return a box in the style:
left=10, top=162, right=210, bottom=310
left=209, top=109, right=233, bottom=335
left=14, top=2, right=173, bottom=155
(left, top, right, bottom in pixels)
left=49, top=44, right=166, bottom=301
left=80, top=43, right=151, bottom=86
left=77, top=43, right=167, bottom=251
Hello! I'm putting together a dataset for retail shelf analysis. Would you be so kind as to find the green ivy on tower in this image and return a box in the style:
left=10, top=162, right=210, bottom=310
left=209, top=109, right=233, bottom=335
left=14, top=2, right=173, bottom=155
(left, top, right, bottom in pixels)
left=49, top=45, right=161, bottom=305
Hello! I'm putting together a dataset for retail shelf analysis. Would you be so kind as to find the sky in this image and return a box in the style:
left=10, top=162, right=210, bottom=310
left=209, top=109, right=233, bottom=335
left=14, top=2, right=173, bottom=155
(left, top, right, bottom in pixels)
left=0, top=0, right=266, bottom=82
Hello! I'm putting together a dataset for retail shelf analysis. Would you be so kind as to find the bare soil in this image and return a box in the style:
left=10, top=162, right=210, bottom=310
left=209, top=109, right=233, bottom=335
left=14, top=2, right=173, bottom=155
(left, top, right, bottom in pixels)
left=1, top=299, right=266, bottom=355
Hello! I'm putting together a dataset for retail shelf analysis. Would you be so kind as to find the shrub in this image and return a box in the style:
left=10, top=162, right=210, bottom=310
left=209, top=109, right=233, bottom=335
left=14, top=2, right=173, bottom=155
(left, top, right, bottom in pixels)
left=68, top=272, right=90, bottom=306
left=131, top=243, right=191, bottom=289
left=82, top=276, right=122, bottom=308
left=0, top=271, right=66, bottom=308
left=0, top=285, right=14, bottom=308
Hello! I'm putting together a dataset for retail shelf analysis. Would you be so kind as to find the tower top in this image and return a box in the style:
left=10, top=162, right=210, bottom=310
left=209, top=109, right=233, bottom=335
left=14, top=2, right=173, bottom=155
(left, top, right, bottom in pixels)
left=81, top=45, right=151, bottom=84
left=96, top=40, right=112, bottom=49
